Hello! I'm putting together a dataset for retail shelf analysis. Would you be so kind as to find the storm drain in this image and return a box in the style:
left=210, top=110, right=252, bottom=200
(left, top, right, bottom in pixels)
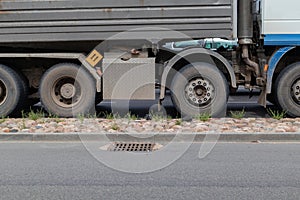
left=101, top=142, right=162, bottom=152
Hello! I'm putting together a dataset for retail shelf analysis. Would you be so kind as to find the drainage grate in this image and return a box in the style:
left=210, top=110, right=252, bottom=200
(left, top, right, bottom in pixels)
left=103, top=142, right=162, bottom=152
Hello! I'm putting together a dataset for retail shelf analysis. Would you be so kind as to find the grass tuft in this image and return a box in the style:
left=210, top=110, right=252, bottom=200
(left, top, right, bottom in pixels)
left=230, top=109, right=245, bottom=119
left=195, top=112, right=211, bottom=122
left=175, top=119, right=182, bottom=126
left=126, top=112, right=138, bottom=121
left=25, top=109, right=45, bottom=120
left=103, top=112, right=120, bottom=120
left=111, top=123, right=120, bottom=131
left=267, top=108, right=286, bottom=120
left=0, top=115, right=7, bottom=124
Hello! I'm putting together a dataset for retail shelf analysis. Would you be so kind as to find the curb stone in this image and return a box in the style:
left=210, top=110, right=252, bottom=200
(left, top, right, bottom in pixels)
left=0, top=132, right=299, bottom=142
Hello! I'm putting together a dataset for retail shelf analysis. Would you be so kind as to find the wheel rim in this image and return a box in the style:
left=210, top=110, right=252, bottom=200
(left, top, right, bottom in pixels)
left=51, top=77, right=82, bottom=108
left=185, top=77, right=215, bottom=107
left=0, top=79, right=7, bottom=106
left=291, top=78, right=300, bottom=104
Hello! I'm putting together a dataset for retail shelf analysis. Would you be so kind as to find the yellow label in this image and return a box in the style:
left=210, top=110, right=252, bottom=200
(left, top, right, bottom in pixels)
left=86, top=50, right=103, bottom=67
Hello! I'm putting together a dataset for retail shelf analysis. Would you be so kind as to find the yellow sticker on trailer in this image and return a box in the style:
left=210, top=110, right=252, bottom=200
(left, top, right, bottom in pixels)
left=86, top=50, right=103, bottom=67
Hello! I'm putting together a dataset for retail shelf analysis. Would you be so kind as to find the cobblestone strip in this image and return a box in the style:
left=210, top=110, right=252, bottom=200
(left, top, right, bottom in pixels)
left=0, top=118, right=300, bottom=133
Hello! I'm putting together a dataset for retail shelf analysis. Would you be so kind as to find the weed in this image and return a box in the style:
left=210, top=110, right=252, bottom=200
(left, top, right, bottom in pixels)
left=175, top=119, right=182, bottom=126
left=54, top=118, right=64, bottom=123
left=26, top=109, right=45, bottom=120
left=87, top=113, right=98, bottom=119
left=77, top=113, right=85, bottom=123
left=103, top=112, right=120, bottom=120
left=106, top=112, right=114, bottom=120
left=21, top=110, right=26, bottom=119
left=48, top=113, right=64, bottom=123
left=126, top=112, right=138, bottom=121
left=18, top=111, right=26, bottom=129
left=150, top=114, right=163, bottom=121
left=230, top=109, right=245, bottom=119
left=167, top=115, right=173, bottom=120
left=0, top=115, right=7, bottom=124
left=20, top=120, right=26, bottom=130
left=267, top=108, right=286, bottom=120
left=111, top=123, right=120, bottom=131
left=48, top=113, right=58, bottom=118
left=149, top=110, right=168, bottom=121
left=195, top=112, right=211, bottom=122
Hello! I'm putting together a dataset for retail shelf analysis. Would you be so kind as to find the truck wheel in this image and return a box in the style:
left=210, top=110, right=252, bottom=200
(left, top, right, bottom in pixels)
left=40, top=63, right=95, bottom=117
left=0, top=64, right=26, bottom=117
left=170, top=62, right=228, bottom=118
left=275, top=62, right=300, bottom=117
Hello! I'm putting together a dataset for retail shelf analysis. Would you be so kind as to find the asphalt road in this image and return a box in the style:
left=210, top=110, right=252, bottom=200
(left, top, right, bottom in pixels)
left=0, top=142, right=299, bottom=200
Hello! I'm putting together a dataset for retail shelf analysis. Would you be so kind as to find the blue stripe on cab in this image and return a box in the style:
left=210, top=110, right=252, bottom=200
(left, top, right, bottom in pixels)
left=264, top=34, right=300, bottom=46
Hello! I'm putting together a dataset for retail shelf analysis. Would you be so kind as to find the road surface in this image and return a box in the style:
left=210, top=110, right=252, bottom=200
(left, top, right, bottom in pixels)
left=0, top=142, right=299, bottom=200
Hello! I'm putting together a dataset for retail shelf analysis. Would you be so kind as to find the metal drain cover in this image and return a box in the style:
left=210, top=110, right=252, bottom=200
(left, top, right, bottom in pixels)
left=100, top=142, right=162, bottom=152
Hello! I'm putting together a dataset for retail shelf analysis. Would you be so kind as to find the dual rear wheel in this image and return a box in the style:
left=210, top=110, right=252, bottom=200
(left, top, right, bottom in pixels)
left=39, top=63, right=96, bottom=117
left=0, top=63, right=98, bottom=118
left=0, top=64, right=27, bottom=117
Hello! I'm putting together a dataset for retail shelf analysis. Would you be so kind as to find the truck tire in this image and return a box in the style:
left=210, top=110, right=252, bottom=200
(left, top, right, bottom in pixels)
left=170, top=62, right=228, bottom=118
left=40, top=63, right=96, bottom=117
left=15, top=70, right=37, bottom=112
left=0, top=64, right=26, bottom=117
left=275, top=62, right=300, bottom=117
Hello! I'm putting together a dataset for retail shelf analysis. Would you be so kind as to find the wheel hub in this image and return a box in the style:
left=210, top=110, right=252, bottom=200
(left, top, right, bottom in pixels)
left=60, top=83, right=76, bottom=99
left=52, top=77, right=81, bottom=108
left=292, top=80, right=300, bottom=102
left=0, top=80, right=7, bottom=105
left=185, top=78, right=214, bottom=106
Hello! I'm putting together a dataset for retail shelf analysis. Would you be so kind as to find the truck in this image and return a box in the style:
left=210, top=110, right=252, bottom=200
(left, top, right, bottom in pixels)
left=0, top=0, right=300, bottom=118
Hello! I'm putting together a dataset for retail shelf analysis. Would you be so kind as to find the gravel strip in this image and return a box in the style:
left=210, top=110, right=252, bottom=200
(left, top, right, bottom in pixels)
left=0, top=118, right=299, bottom=133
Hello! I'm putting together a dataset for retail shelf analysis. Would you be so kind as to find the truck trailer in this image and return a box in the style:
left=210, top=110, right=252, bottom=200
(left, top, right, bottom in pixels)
left=0, top=0, right=300, bottom=118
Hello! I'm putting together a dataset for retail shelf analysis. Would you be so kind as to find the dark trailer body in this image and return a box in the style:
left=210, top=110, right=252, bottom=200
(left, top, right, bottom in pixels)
left=0, top=0, right=234, bottom=46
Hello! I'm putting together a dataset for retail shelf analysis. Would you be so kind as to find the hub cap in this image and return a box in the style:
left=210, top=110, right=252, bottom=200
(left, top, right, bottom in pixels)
left=60, top=83, right=76, bottom=99
left=52, top=77, right=81, bottom=108
left=292, top=79, right=300, bottom=103
left=0, top=80, right=7, bottom=106
left=185, top=78, right=214, bottom=106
